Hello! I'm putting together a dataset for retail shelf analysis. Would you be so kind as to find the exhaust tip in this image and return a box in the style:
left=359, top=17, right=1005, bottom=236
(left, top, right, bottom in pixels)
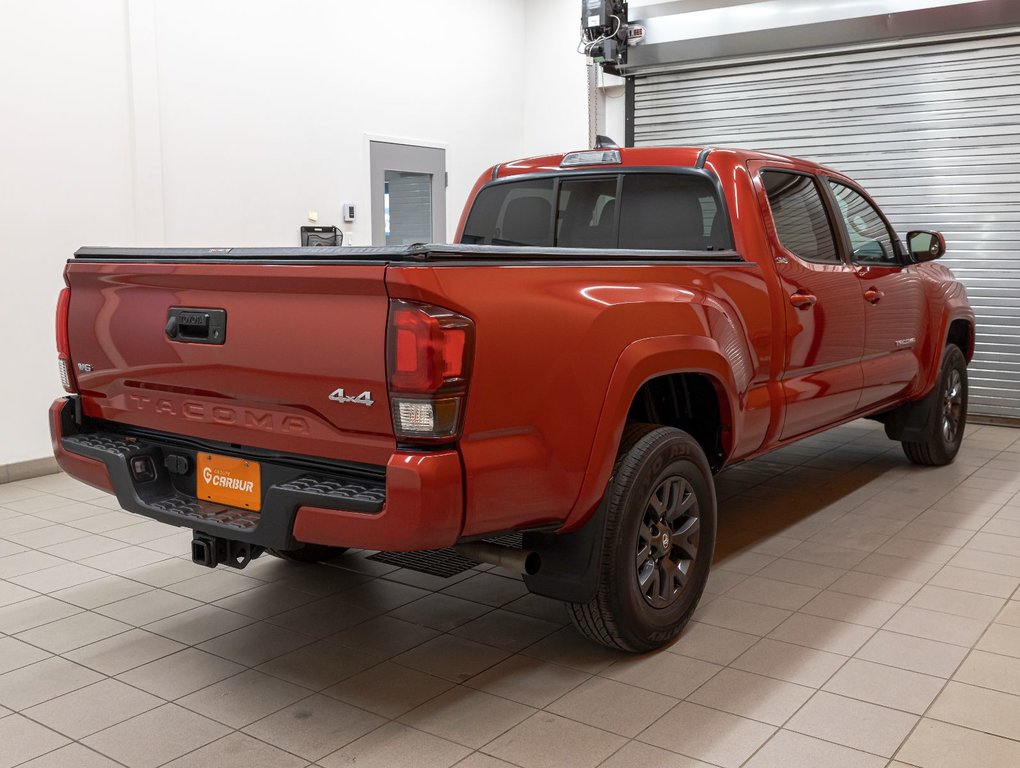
left=523, top=551, right=541, bottom=576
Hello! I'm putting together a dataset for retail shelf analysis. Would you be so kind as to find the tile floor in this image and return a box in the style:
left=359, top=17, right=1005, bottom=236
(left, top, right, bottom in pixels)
left=0, top=420, right=1018, bottom=768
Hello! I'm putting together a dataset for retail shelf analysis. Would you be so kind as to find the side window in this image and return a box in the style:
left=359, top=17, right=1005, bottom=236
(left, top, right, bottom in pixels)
left=828, top=181, right=898, bottom=265
left=761, top=171, right=840, bottom=264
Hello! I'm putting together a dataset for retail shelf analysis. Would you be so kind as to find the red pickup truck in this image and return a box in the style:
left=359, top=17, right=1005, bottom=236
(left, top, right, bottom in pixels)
left=51, top=145, right=974, bottom=651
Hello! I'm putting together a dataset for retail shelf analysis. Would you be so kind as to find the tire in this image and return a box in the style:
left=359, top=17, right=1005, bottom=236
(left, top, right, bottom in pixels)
left=267, top=544, right=348, bottom=563
left=902, top=344, right=968, bottom=467
left=568, top=424, right=717, bottom=652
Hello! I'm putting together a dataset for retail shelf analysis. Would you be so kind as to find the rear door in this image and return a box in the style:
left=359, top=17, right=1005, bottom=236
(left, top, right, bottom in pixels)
left=750, top=162, right=866, bottom=440
left=823, top=178, right=925, bottom=409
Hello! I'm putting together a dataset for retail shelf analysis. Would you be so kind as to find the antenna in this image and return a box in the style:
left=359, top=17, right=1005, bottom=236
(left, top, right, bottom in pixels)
left=594, top=135, right=620, bottom=149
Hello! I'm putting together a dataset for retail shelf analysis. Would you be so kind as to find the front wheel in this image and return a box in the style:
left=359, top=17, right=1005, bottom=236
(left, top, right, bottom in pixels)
left=902, top=344, right=968, bottom=466
left=568, top=425, right=717, bottom=652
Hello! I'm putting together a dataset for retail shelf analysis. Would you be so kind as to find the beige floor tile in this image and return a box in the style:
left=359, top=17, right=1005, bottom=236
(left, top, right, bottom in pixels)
left=639, top=701, right=776, bottom=768
left=117, top=648, right=244, bottom=700
left=907, top=584, right=1005, bottom=621
left=241, top=693, right=384, bottom=760
left=452, top=754, right=520, bottom=768
left=855, top=630, right=968, bottom=677
left=521, top=627, right=626, bottom=673
left=255, top=635, right=380, bottom=690
left=400, top=687, right=534, bottom=749
left=0, top=713, right=70, bottom=768
left=897, top=521, right=974, bottom=548
left=120, top=558, right=202, bottom=588
left=601, top=650, right=721, bottom=699
left=547, top=676, right=676, bottom=737
left=0, top=580, right=35, bottom=608
left=897, top=718, right=1020, bottom=768
left=767, top=612, right=875, bottom=655
left=954, top=649, right=1020, bottom=696
left=326, top=660, right=454, bottom=717
left=876, top=536, right=959, bottom=565
left=786, top=691, right=918, bottom=757
left=177, top=669, right=310, bottom=727
left=928, top=680, right=1020, bottom=740
left=321, top=721, right=470, bottom=768
left=440, top=572, right=530, bottom=607
left=0, top=657, right=104, bottom=709
left=502, top=593, right=569, bottom=626
left=483, top=712, right=625, bottom=768
left=162, top=732, right=306, bottom=768
left=692, top=596, right=792, bottom=635
left=854, top=552, right=943, bottom=583
left=331, top=615, right=441, bottom=659
left=0, top=550, right=65, bottom=578
left=143, top=604, right=255, bottom=645
left=666, top=621, right=758, bottom=665
left=948, top=548, right=1020, bottom=578
left=49, top=575, right=151, bottom=609
left=211, top=583, right=319, bottom=619
left=883, top=606, right=988, bottom=648
left=800, top=590, right=900, bottom=628
left=14, top=743, right=124, bottom=768
left=23, top=679, right=162, bottom=739
left=597, top=741, right=717, bottom=768
left=753, top=558, right=845, bottom=589
left=688, top=668, right=813, bottom=726
left=716, top=550, right=776, bottom=575
left=8, top=563, right=107, bottom=593
left=197, top=620, right=311, bottom=666
left=828, top=571, right=921, bottom=603
left=14, top=611, right=130, bottom=654
left=266, top=594, right=378, bottom=637
left=450, top=608, right=561, bottom=652
left=82, top=703, right=230, bottom=768
left=977, top=623, right=1020, bottom=658
left=166, top=569, right=262, bottom=602
left=64, top=628, right=184, bottom=675
left=966, top=531, right=1020, bottom=556
left=396, top=634, right=512, bottom=683
left=999, top=600, right=1020, bottom=626
left=786, top=539, right=870, bottom=568
left=0, top=637, right=51, bottom=675
left=928, top=565, right=1019, bottom=598
left=732, top=638, right=846, bottom=687
left=724, top=575, right=820, bottom=610
left=94, top=590, right=201, bottom=626
left=41, top=535, right=128, bottom=561
left=822, top=658, right=944, bottom=714
left=743, top=729, right=887, bottom=768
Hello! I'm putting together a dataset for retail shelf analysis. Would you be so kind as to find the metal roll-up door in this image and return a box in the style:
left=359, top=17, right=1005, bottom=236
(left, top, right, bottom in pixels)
left=633, top=31, right=1020, bottom=420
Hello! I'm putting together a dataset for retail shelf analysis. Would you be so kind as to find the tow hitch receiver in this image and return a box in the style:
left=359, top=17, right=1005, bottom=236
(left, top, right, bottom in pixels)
left=191, top=532, right=263, bottom=570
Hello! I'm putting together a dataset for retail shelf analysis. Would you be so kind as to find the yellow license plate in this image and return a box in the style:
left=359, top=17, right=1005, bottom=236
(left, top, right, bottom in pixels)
left=197, top=453, right=261, bottom=511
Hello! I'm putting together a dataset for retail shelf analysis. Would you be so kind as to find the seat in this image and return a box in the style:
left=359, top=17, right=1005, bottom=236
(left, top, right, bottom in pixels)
left=498, top=196, right=553, bottom=246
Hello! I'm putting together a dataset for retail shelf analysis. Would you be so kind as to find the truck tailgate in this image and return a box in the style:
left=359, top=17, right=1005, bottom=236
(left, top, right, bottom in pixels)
left=65, top=261, right=395, bottom=466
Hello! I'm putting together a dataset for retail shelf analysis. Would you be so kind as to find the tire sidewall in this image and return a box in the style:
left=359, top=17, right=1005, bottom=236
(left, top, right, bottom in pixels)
left=935, top=346, right=968, bottom=461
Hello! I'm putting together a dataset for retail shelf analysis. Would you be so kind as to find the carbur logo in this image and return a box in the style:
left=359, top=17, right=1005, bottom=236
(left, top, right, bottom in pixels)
left=202, top=466, right=254, bottom=493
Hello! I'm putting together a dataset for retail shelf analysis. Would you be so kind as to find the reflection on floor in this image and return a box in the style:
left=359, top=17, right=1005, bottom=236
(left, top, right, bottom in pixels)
left=0, top=420, right=1018, bottom=768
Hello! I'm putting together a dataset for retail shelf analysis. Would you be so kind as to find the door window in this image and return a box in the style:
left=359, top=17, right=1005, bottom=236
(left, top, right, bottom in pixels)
left=761, top=171, right=840, bottom=264
left=828, top=181, right=897, bottom=265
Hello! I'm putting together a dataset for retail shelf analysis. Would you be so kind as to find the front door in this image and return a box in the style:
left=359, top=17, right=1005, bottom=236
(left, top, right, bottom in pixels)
left=824, top=178, right=925, bottom=410
left=752, top=164, right=866, bottom=440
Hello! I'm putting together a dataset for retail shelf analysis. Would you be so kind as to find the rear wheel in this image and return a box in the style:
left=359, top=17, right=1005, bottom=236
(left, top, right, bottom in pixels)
left=902, top=344, right=968, bottom=466
left=267, top=544, right=348, bottom=563
left=568, top=424, right=717, bottom=652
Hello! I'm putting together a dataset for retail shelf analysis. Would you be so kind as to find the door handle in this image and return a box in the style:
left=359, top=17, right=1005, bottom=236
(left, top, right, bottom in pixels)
left=864, top=288, right=884, bottom=304
left=789, top=291, right=817, bottom=310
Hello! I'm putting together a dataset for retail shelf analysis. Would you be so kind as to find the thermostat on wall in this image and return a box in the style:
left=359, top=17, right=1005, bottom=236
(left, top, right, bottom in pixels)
left=343, top=203, right=356, bottom=222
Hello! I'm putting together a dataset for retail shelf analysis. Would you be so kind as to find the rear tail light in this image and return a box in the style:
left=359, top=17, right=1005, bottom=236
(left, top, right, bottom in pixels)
left=387, top=299, right=474, bottom=442
left=56, top=287, right=77, bottom=394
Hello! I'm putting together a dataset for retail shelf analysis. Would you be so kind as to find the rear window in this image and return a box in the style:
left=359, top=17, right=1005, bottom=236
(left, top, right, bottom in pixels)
left=461, top=173, right=731, bottom=251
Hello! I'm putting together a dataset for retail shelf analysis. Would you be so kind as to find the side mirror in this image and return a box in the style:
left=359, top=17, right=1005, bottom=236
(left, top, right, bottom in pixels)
left=907, top=230, right=946, bottom=262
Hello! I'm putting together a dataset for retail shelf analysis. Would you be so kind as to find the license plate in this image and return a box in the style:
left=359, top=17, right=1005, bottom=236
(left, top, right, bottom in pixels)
left=197, top=453, right=262, bottom=511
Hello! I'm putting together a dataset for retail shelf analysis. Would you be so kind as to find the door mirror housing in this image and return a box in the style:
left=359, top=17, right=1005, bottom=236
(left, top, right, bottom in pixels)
left=907, top=230, right=946, bottom=262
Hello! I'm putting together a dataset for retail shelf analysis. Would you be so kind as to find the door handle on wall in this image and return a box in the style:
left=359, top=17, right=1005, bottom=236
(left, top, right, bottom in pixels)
left=864, top=288, right=884, bottom=304
left=789, top=291, right=817, bottom=309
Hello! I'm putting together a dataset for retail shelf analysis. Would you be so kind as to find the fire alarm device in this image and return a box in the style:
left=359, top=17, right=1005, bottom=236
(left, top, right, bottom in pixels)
left=343, top=203, right=356, bottom=223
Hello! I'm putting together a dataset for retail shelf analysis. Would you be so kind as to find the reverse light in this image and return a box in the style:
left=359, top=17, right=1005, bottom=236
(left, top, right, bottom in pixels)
left=56, top=287, right=77, bottom=394
left=387, top=300, right=474, bottom=442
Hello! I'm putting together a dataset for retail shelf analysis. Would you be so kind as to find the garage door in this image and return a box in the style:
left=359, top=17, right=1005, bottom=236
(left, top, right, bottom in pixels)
left=633, top=31, right=1020, bottom=420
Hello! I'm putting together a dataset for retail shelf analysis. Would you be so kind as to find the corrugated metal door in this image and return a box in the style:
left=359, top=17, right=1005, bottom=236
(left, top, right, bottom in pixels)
left=633, top=32, right=1020, bottom=419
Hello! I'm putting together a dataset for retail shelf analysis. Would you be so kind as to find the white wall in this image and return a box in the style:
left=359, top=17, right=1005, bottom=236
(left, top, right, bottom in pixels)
left=0, top=0, right=590, bottom=466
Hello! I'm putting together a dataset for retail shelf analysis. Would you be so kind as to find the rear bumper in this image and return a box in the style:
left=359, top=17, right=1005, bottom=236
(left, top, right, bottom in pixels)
left=50, top=397, right=463, bottom=552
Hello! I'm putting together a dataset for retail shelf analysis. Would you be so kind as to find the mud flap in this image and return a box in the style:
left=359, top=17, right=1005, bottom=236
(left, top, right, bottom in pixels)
left=522, top=498, right=610, bottom=604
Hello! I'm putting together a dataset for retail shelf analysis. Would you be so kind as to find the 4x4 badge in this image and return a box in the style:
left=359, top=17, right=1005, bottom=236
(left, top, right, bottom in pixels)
left=328, top=388, right=374, bottom=407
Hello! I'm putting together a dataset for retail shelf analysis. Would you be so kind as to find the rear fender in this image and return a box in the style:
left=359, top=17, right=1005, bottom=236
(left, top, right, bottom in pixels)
left=561, top=335, right=738, bottom=533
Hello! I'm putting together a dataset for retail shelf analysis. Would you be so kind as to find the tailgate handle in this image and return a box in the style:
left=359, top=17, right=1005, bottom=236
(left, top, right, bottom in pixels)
left=166, top=307, right=227, bottom=344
